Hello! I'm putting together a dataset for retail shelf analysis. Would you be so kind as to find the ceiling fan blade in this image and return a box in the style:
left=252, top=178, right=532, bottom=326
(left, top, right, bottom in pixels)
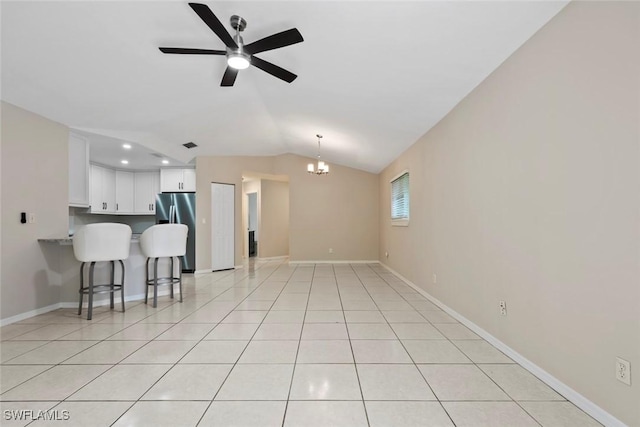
left=244, top=28, right=304, bottom=55
left=250, top=56, right=297, bottom=83
left=221, top=66, right=239, bottom=87
left=159, top=47, right=226, bottom=55
left=188, top=3, right=237, bottom=49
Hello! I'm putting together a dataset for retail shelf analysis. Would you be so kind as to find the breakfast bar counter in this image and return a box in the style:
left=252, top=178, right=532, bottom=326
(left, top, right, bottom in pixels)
left=38, top=235, right=173, bottom=307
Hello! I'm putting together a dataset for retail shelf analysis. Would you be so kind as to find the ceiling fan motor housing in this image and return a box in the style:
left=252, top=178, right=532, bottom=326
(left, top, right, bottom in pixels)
left=230, top=15, right=247, bottom=32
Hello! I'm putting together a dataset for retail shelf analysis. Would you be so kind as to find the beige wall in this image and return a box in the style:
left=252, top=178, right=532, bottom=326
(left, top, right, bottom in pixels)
left=1, top=102, right=69, bottom=320
left=196, top=153, right=378, bottom=269
left=276, top=154, right=379, bottom=262
left=260, top=179, right=289, bottom=258
left=379, top=2, right=639, bottom=425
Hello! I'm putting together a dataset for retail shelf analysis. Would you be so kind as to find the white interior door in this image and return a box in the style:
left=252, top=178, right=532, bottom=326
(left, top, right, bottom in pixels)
left=211, top=183, right=235, bottom=271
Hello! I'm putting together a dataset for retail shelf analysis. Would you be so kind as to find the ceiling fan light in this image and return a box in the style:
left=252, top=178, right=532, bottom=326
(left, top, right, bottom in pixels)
left=227, top=52, right=250, bottom=70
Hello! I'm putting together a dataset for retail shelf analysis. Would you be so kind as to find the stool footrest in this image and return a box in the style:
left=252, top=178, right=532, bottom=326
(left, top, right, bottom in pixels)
left=145, top=277, right=180, bottom=286
left=79, top=284, right=123, bottom=295
left=145, top=256, right=183, bottom=308
left=77, top=259, right=126, bottom=320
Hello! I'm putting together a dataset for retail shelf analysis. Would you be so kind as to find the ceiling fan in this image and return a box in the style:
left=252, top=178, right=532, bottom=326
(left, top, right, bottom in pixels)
left=159, top=3, right=304, bottom=87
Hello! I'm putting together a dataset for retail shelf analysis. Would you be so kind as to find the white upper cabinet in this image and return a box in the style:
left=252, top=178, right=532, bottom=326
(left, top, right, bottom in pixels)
left=68, top=133, right=90, bottom=207
left=182, top=168, right=196, bottom=191
left=115, top=171, right=134, bottom=214
left=160, top=169, right=182, bottom=192
left=161, top=168, right=196, bottom=192
left=90, top=164, right=116, bottom=213
left=90, top=166, right=159, bottom=215
left=134, top=172, right=160, bottom=214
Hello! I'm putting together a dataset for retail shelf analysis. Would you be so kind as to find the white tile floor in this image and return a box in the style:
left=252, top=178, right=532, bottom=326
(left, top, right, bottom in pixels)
left=0, top=260, right=602, bottom=426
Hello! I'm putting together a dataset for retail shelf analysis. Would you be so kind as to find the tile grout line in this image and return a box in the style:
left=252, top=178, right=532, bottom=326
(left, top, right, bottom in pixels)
left=341, top=263, right=372, bottom=427
left=281, top=262, right=313, bottom=427
left=373, top=264, right=547, bottom=427
left=87, top=266, right=262, bottom=427
left=192, top=258, right=295, bottom=426
left=363, top=263, right=459, bottom=427
left=1, top=261, right=601, bottom=427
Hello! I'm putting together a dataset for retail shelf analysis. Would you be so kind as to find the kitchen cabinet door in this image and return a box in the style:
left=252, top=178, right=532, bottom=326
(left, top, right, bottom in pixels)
left=102, top=167, right=116, bottom=213
left=116, top=171, right=134, bottom=214
left=160, top=168, right=183, bottom=192
left=134, top=171, right=160, bottom=214
left=182, top=168, right=196, bottom=191
left=90, top=164, right=116, bottom=213
left=160, top=168, right=195, bottom=192
left=90, top=164, right=104, bottom=213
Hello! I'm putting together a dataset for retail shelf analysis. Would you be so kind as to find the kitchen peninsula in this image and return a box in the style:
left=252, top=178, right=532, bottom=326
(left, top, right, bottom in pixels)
left=38, top=233, right=175, bottom=309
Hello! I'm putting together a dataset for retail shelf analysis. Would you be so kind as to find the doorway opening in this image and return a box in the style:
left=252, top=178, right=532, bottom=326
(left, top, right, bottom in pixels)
left=247, top=192, right=258, bottom=257
left=242, top=173, right=289, bottom=260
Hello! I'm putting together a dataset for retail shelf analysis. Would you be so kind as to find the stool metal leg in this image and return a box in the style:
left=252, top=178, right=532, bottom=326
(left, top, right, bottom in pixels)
left=119, top=260, right=126, bottom=313
left=78, top=262, right=86, bottom=316
left=153, top=257, right=159, bottom=308
left=87, top=261, right=96, bottom=320
left=170, top=257, right=175, bottom=299
left=178, top=257, right=183, bottom=303
left=144, top=258, right=150, bottom=304
left=109, top=260, right=115, bottom=309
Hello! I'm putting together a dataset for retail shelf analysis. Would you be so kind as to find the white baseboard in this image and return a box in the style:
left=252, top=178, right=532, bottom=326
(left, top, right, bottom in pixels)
left=289, top=260, right=379, bottom=265
left=1, top=289, right=178, bottom=325
left=379, top=262, right=626, bottom=427
left=194, top=269, right=210, bottom=275
left=1, top=303, right=63, bottom=327
left=59, top=288, right=175, bottom=309
left=257, top=256, right=289, bottom=261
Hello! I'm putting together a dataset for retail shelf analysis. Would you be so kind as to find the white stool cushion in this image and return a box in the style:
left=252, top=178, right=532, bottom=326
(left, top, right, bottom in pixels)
left=140, top=224, right=188, bottom=258
left=73, top=223, right=132, bottom=263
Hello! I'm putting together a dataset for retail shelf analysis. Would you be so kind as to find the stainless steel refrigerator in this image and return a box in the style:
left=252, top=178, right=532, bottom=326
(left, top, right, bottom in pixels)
left=155, top=192, right=196, bottom=273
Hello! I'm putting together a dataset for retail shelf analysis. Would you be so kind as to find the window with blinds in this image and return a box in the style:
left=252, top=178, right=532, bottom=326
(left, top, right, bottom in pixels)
left=390, top=172, right=409, bottom=226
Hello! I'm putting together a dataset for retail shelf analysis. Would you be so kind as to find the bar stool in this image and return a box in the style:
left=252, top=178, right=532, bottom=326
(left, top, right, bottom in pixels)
left=140, top=224, right=188, bottom=308
left=72, top=223, right=132, bottom=320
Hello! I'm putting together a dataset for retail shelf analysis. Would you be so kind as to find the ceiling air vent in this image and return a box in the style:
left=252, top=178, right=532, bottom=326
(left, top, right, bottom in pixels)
left=183, top=142, right=198, bottom=149
left=150, top=153, right=163, bottom=158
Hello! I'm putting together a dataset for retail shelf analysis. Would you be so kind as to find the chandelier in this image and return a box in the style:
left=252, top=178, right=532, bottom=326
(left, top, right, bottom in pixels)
left=307, top=134, right=329, bottom=175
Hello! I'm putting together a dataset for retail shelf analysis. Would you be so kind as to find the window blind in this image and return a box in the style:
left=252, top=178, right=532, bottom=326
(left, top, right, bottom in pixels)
left=391, top=172, right=410, bottom=220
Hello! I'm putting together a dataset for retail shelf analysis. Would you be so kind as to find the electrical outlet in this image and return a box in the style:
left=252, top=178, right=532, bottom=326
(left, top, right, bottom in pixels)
left=329, top=248, right=333, bottom=254
left=616, top=357, right=631, bottom=385
left=499, top=301, right=507, bottom=316
left=28, top=213, right=36, bottom=224
left=432, top=274, right=437, bottom=284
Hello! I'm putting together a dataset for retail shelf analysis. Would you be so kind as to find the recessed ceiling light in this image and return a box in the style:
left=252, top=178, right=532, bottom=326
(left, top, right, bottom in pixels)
left=162, top=160, right=170, bottom=164
left=121, top=160, right=129, bottom=164
left=122, top=144, right=132, bottom=149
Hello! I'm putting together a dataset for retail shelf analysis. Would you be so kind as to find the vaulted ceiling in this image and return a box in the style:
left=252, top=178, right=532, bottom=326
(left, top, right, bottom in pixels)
left=1, top=1, right=567, bottom=173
